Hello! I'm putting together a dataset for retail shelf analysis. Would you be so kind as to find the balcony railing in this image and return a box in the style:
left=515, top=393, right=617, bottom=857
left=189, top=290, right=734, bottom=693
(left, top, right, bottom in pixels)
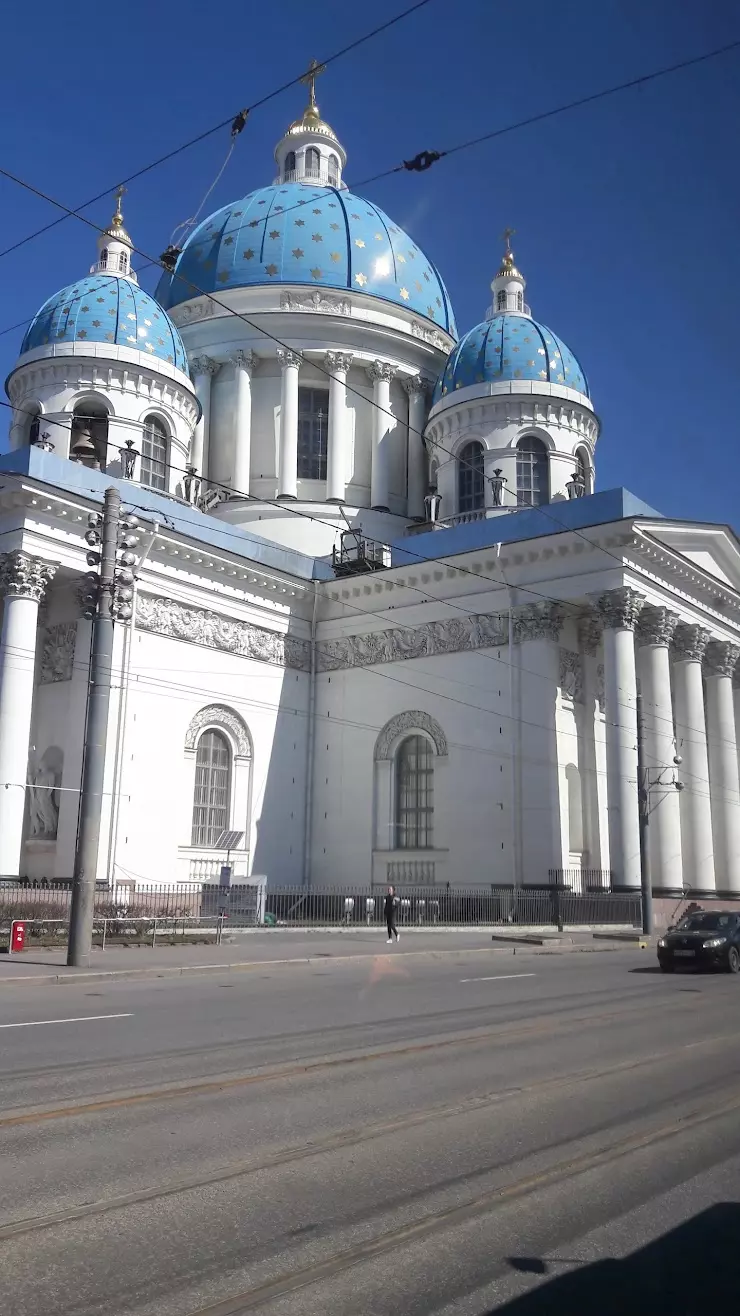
left=276, top=168, right=340, bottom=187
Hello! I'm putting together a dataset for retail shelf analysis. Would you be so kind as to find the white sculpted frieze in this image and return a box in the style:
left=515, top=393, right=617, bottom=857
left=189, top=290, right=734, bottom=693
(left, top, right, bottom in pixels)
left=317, top=611, right=508, bottom=672
left=39, top=622, right=77, bottom=684
left=135, top=595, right=310, bottom=671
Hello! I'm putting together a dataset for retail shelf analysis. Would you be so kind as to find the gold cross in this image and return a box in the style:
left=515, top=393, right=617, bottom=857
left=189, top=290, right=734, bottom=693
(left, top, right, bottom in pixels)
left=501, top=226, right=515, bottom=253
left=300, top=58, right=326, bottom=110
left=113, top=184, right=126, bottom=223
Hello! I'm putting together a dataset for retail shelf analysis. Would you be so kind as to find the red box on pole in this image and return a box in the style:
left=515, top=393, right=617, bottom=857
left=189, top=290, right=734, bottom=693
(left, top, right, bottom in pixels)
left=11, top=921, right=26, bottom=953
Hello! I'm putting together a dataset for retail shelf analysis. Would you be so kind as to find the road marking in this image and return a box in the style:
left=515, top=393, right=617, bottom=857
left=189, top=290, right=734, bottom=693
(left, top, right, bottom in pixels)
left=460, top=973, right=536, bottom=983
left=0, top=1013, right=133, bottom=1030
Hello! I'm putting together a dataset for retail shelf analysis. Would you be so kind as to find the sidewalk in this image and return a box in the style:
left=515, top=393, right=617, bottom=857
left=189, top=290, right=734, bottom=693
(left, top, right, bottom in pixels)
left=0, top=927, right=646, bottom=988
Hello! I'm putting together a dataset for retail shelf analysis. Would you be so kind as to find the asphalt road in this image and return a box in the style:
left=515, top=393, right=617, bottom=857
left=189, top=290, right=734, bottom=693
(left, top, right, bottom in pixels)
left=0, top=946, right=738, bottom=1315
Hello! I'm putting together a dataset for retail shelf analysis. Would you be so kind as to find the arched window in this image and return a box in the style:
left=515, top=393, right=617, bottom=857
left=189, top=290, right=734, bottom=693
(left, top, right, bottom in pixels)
left=457, top=440, right=485, bottom=513
left=396, top=735, right=434, bottom=849
left=284, top=150, right=296, bottom=176
left=118, top=251, right=128, bottom=273
left=575, top=447, right=589, bottom=496
left=496, top=289, right=507, bottom=311
left=99, top=248, right=108, bottom=270
left=328, top=154, right=339, bottom=186
left=297, top=387, right=328, bottom=480
left=191, top=730, right=231, bottom=847
left=516, top=435, right=548, bottom=506
left=140, top=415, right=168, bottom=490
left=516, top=291, right=523, bottom=311
left=28, top=414, right=41, bottom=445
left=305, top=147, right=320, bottom=177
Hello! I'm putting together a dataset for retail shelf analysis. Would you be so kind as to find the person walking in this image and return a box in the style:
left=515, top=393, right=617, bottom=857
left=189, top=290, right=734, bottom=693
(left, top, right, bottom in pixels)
left=384, top=885, right=400, bottom=944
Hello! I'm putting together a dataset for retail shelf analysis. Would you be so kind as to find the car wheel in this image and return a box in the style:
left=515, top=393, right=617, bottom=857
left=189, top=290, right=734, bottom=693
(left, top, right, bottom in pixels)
left=727, top=947, right=740, bottom=974
left=659, top=962, right=674, bottom=973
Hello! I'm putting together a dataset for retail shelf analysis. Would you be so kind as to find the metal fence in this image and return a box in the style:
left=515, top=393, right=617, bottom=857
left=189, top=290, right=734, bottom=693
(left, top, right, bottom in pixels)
left=0, top=880, right=265, bottom=941
left=265, top=886, right=641, bottom=929
left=548, top=868, right=613, bottom=894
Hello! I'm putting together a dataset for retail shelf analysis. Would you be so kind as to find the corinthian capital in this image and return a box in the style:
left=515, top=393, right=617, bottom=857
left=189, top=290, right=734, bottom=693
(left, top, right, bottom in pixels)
left=325, top=351, right=353, bottom=374
left=366, top=360, right=396, bottom=385
left=595, top=587, right=645, bottom=631
left=704, top=640, right=740, bottom=679
left=671, top=623, right=711, bottom=663
left=191, top=355, right=220, bottom=378
left=636, top=605, right=680, bottom=648
left=402, top=374, right=429, bottom=398
left=0, top=551, right=57, bottom=602
left=276, top=348, right=302, bottom=371
left=577, top=609, right=602, bottom=656
left=231, top=349, right=258, bottom=374
left=513, top=601, right=565, bottom=644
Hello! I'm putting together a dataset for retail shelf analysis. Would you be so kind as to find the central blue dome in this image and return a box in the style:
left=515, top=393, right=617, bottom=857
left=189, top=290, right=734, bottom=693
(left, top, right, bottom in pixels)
left=433, top=312, right=589, bottom=403
left=155, top=183, right=456, bottom=335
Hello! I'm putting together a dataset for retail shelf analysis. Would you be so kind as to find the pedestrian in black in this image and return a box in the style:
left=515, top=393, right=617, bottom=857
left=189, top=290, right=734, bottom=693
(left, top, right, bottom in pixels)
left=384, top=885, right=399, bottom=943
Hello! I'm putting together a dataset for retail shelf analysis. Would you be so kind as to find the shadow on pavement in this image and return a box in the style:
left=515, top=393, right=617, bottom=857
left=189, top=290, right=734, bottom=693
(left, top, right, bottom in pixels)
left=489, top=1203, right=738, bottom=1314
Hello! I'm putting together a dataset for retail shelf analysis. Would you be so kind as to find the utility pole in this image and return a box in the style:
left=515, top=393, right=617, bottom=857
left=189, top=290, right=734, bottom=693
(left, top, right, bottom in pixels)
left=67, top=487, right=120, bottom=967
left=636, top=690, right=654, bottom=936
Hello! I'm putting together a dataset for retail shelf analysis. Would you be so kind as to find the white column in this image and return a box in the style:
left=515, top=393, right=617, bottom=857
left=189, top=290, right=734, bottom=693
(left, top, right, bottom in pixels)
left=514, top=602, right=565, bottom=881
left=636, top=606, right=682, bottom=893
left=0, top=553, right=56, bottom=878
left=671, top=624, right=715, bottom=894
left=704, top=640, right=740, bottom=895
left=277, top=349, right=301, bottom=500
left=231, top=350, right=257, bottom=498
left=325, top=352, right=353, bottom=503
left=366, top=361, right=396, bottom=511
left=403, top=376, right=428, bottom=521
left=597, top=588, right=644, bottom=890
left=190, top=356, right=220, bottom=480
left=734, top=671, right=740, bottom=774
left=577, top=612, right=605, bottom=871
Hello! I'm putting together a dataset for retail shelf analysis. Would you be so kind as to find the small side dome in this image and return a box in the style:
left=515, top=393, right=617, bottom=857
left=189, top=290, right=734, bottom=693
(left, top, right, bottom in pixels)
left=20, top=275, right=189, bottom=373
left=433, top=313, right=589, bottom=402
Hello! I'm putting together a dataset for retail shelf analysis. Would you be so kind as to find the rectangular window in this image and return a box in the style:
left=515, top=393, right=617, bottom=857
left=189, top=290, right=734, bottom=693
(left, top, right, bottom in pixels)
left=297, top=387, right=329, bottom=480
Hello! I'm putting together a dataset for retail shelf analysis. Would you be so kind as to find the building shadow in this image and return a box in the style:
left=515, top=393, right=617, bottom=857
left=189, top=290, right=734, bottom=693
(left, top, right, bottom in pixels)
left=488, top=1203, right=738, bottom=1314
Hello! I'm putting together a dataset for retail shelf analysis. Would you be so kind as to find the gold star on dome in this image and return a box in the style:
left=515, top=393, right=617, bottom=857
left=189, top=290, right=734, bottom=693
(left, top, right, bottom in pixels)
left=523, top=336, right=531, bottom=343
left=408, top=251, right=416, bottom=260
left=265, top=263, right=278, bottom=276
left=127, top=313, right=136, bottom=321
left=145, top=342, right=155, bottom=352
left=514, top=368, right=522, bottom=378
left=557, top=373, right=564, bottom=382
left=274, top=206, right=284, bottom=212
left=351, top=213, right=360, bottom=219
left=427, top=305, right=436, bottom=318
left=157, top=337, right=164, bottom=346
left=527, top=359, right=535, bottom=367
left=144, top=319, right=151, bottom=327
left=415, top=280, right=422, bottom=291
left=78, top=329, right=87, bottom=339
left=248, top=219, right=260, bottom=228
left=355, top=239, right=365, bottom=248
left=355, top=272, right=368, bottom=287
left=397, top=253, right=406, bottom=263
left=233, top=209, right=243, bottom=215
left=312, top=208, right=322, bottom=214
left=310, top=267, right=322, bottom=279
left=423, top=272, right=430, bottom=282
left=269, top=230, right=280, bottom=240
left=295, top=219, right=305, bottom=227
left=436, top=297, right=441, bottom=307
left=312, top=232, right=323, bottom=242
left=105, top=332, right=114, bottom=341
left=96, top=297, right=105, bottom=303
left=292, top=248, right=304, bottom=259
left=400, top=287, right=409, bottom=300
left=218, top=271, right=229, bottom=283
left=223, top=236, right=234, bottom=246
left=550, top=358, right=557, bottom=368
left=330, top=251, right=340, bottom=262
left=107, top=309, right=115, bottom=316
left=538, top=348, right=546, bottom=356
left=374, top=233, right=383, bottom=241
left=330, top=222, right=340, bottom=231
left=92, top=319, right=101, bottom=327
left=512, top=345, right=520, bottom=353
left=539, top=369, right=547, bottom=379
left=243, top=249, right=255, bottom=260
left=81, top=305, right=89, bottom=312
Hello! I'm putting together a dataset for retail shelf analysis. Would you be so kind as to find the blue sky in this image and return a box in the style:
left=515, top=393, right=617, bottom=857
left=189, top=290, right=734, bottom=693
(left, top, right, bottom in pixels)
left=1, top=0, right=738, bottom=527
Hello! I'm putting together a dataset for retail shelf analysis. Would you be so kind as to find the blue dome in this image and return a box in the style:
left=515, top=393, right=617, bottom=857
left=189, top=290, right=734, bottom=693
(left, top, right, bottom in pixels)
left=155, top=183, right=456, bottom=335
left=20, top=275, right=188, bottom=374
left=433, top=313, right=588, bottom=403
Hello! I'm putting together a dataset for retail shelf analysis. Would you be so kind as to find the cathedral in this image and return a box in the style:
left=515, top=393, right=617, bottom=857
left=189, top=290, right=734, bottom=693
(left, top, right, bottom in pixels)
left=1, top=71, right=739, bottom=904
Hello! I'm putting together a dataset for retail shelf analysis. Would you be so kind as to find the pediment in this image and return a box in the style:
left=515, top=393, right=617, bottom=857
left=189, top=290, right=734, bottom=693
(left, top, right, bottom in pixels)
left=638, top=519, right=740, bottom=593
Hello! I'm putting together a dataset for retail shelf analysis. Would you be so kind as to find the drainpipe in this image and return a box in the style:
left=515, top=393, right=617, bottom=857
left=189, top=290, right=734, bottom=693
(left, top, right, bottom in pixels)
left=302, top=584, right=319, bottom=887
left=493, top=543, right=519, bottom=889
left=106, top=521, right=160, bottom=886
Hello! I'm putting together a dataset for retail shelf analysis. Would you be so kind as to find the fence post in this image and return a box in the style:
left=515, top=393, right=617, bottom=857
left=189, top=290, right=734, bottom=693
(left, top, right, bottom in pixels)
left=102, top=918, right=107, bottom=951
left=151, top=918, right=157, bottom=949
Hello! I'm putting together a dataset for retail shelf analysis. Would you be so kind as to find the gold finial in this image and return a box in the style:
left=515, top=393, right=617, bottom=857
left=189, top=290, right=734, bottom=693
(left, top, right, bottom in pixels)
left=300, top=58, right=326, bottom=116
left=496, top=226, right=521, bottom=278
left=113, top=184, right=126, bottom=226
